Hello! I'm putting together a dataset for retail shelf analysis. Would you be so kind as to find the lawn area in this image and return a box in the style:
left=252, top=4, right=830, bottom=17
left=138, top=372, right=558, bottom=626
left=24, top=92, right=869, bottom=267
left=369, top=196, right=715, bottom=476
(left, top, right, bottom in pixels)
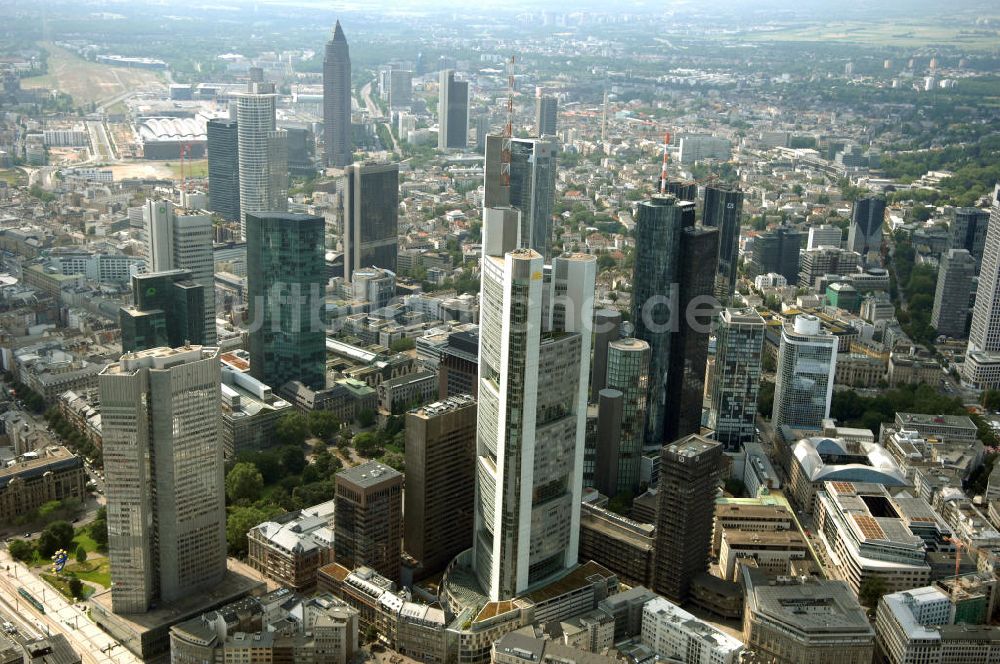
left=20, top=42, right=164, bottom=106
left=71, top=528, right=100, bottom=554
left=64, top=558, right=111, bottom=589
left=0, top=169, right=26, bottom=186
left=41, top=572, right=93, bottom=600
left=165, top=160, right=208, bottom=179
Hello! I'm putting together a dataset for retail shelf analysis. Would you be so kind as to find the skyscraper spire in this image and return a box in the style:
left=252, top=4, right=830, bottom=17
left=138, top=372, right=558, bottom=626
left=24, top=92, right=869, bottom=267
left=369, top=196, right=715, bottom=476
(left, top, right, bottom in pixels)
left=324, top=20, right=352, bottom=168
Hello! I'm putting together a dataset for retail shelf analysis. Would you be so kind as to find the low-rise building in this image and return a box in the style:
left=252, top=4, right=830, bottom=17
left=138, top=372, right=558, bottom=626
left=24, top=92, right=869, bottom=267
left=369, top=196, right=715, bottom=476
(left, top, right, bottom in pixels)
left=742, top=569, right=875, bottom=664
left=377, top=369, right=438, bottom=414
left=718, top=529, right=808, bottom=582
left=786, top=436, right=908, bottom=512
left=640, top=596, right=743, bottom=664
left=814, top=481, right=931, bottom=597
left=875, top=585, right=1000, bottom=664
left=170, top=588, right=359, bottom=664
left=221, top=367, right=293, bottom=458
left=578, top=502, right=655, bottom=588
left=0, top=446, right=87, bottom=524
left=247, top=500, right=335, bottom=593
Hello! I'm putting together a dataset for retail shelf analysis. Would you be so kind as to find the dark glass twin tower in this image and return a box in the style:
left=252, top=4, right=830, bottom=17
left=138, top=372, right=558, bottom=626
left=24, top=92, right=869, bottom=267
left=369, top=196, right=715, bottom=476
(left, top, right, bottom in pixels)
left=631, top=195, right=719, bottom=448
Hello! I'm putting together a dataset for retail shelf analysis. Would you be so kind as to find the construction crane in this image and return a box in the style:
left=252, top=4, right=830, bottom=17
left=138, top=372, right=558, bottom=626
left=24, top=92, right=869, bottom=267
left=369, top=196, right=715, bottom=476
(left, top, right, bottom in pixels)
left=178, top=142, right=193, bottom=197
left=500, top=55, right=515, bottom=190
left=659, top=131, right=671, bottom=194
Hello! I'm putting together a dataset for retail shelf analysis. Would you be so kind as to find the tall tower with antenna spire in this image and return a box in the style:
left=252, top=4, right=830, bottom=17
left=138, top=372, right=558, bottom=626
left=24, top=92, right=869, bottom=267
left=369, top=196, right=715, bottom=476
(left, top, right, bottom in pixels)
left=324, top=21, right=352, bottom=168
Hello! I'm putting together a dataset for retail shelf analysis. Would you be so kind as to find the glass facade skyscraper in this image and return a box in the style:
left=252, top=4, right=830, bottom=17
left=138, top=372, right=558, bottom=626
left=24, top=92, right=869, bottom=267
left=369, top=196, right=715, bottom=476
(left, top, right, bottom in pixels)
left=603, top=338, right=650, bottom=494
left=120, top=270, right=205, bottom=353
left=702, top=185, right=743, bottom=300
left=631, top=195, right=686, bottom=448
left=246, top=212, right=326, bottom=391
left=438, top=70, right=469, bottom=149
left=323, top=21, right=352, bottom=168
left=708, top=308, right=765, bottom=451
left=471, top=207, right=595, bottom=601
left=484, top=135, right=558, bottom=262
left=772, top=314, right=838, bottom=430
left=664, top=224, right=719, bottom=443
left=847, top=195, right=886, bottom=258
left=206, top=118, right=240, bottom=222
left=342, top=162, right=399, bottom=281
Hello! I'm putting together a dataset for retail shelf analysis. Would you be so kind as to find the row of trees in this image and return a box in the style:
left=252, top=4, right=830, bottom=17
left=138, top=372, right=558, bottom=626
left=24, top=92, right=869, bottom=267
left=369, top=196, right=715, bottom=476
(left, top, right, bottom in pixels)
left=44, top=407, right=102, bottom=465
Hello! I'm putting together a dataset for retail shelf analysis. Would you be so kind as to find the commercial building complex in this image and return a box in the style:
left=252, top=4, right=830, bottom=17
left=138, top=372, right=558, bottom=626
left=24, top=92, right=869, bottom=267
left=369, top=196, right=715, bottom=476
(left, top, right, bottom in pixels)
left=206, top=118, right=240, bottom=222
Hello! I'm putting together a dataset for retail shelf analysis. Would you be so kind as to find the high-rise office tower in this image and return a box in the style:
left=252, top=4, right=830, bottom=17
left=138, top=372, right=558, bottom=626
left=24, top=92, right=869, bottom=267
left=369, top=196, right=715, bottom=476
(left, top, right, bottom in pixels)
left=323, top=21, right=352, bottom=168
left=120, top=270, right=205, bottom=352
left=334, top=461, right=403, bottom=582
left=772, top=314, right=838, bottom=431
left=592, top=388, right=622, bottom=494
left=484, top=135, right=558, bottom=262
left=847, top=195, right=886, bottom=259
left=99, top=345, right=226, bottom=614
left=535, top=94, right=557, bottom=136
left=207, top=118, right=240, bottom=222
left=653, top=435, right=722, bottom=603
left=143, top=200, right=216, bottom=344
left=798, top=247, right=861, bottom=290
left=749, top=226, right=804, bottom=285
left=663, top=224, right=719, bottom=442
left=246, top=212, right=326, bottom=391
left=963, top=188, right=1000, bottom=389
left=663, top=179, right=697, bottom=202
left=237, top=81, right=288, bottom=238
left=475, top=113, right=490, bottom=153
left=947, top=207, right=989, bottom=272
left=632, top=195, right=687, bottom=448
left=388, top=69, right=412, bottom=109
left=404, top=395, right=477, bottom=578
left=590, top=308, right=622, bottom=402
left=472, top=207, right=595, bottom=601
left=342, top=162, right=399, bottom=281
left=702, top=186, right=743, bottom=300
left=807, top=224, right=843, bottom=250
left=437, top=70, right=469, bottom=150
left=603, top=338, right=650, bottom=495
left=932, top=249, right=976, bottom=339
left=708, top=308, right=765, bottom=451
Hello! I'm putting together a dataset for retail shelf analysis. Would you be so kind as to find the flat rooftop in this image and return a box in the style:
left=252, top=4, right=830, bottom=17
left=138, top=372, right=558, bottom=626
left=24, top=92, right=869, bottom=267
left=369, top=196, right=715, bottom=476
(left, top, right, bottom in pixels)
left=336, top=460, right=401, bottom=488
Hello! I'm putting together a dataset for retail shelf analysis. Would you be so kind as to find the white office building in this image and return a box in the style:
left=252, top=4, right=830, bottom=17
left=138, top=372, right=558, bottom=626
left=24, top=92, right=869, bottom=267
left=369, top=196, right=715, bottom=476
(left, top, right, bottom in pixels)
left=772, top=314, right=838, bottom=431
left=641, top=597, right=743, bottom=664
left=144, top=199, right=216, bottom=344
left=237, top=82, right=288, bottom=238
left=964, top=186, right=1000, bottom=390
left=472, top=206, right=595, bottom=601
left=876, top=586, right=1000, bottom=664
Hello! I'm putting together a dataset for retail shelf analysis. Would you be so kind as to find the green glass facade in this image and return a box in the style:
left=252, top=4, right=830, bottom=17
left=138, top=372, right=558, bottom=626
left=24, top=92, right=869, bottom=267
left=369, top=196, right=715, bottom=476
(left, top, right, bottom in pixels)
left=120, top=270, right=205, bottom=352
left=246, top=212, right=326, bottom=391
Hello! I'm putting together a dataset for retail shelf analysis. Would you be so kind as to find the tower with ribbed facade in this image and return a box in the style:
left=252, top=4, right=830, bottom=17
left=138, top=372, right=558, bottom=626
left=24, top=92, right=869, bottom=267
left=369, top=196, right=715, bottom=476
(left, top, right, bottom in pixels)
left=471, top=206, right=595, bottom=601
left=963, top=187, right=1000, bottom=389
left=99, top=345, right=226, bottom=614
left=237, top=81, right=288, bottom=238
left=323, top=21, right=351, bottom=168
